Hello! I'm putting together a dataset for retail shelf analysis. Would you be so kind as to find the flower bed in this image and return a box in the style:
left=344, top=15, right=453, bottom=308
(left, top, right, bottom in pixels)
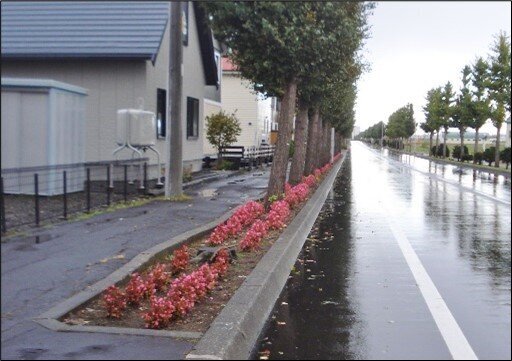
left=62, top=154, right=341, bottom=332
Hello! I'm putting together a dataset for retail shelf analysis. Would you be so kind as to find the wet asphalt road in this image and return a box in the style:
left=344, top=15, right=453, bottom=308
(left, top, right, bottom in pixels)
left=256, top=142, right=511, bottom=360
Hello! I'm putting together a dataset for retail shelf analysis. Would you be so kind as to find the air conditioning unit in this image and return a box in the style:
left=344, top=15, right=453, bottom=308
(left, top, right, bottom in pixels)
left=116, top=109, right=156, bottom=147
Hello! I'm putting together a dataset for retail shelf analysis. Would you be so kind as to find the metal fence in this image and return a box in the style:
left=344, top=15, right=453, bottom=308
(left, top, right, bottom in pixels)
left=0, top=158, right=156, bottom=233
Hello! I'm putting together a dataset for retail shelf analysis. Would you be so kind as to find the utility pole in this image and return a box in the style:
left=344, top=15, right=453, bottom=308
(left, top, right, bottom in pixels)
left=165, top=1, right=183, bottom=197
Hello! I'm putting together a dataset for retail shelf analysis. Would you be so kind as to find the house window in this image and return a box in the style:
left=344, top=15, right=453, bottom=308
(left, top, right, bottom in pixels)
left=187, top=97, right=199, bottom=139
left=157, top=88, right=166, bottom=138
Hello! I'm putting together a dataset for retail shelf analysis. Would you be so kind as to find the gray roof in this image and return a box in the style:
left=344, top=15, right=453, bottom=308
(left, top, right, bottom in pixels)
left=1, top=1, right=169, bottom=62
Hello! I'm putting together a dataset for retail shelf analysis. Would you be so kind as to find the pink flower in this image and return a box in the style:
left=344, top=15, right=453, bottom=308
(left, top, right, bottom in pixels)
left=103, top=285, right=126, bottom=318
left=125, top=273, right=147, bottom=305
left=142, top=296, right=175, bottom=329
left=240, top=220, right=269, bottom=251
left=171, top=245, right=189, bottom=274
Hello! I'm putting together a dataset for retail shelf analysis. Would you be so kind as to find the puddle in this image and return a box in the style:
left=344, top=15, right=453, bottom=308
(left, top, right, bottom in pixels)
left=198, top=188, right=218, bottom=198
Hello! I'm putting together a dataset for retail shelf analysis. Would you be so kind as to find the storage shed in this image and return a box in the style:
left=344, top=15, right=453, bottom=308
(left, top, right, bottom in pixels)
left=1, top=78, right=87, bottom=195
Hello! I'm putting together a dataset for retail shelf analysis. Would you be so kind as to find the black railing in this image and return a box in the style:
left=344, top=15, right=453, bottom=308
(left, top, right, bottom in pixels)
left=1, top=158, right=153, bottom=233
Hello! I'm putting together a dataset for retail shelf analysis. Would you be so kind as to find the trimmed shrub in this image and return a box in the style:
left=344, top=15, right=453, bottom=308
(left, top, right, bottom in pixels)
left=474, top=152, right=484, bottom=165
left=453, top=145, right=469, bottom=161
left=483, top=147, right=495, bottom=166
left=500, top=147, right=511, bottom=169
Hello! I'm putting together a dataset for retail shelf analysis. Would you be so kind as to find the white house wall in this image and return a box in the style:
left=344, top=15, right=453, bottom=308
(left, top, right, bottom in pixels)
left=221, top=73, right=264, bottom=149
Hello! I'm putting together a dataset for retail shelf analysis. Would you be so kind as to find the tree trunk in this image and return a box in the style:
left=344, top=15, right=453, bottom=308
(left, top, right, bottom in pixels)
left=265, top=78, right=297, bottom=206
left=315, top=115, right=324, bottom=169
left=435, top=130, right=440, bottom=157
left=429, top=132, right=433, bottom=156
left=459, top=128, right=465, bottom=161
left=304, top=108, right=320, bottom=176
left=473, top=128, right=479, bottom=164
left=289, top=102, right=309, bottom=185
left=495, top=126, right=501, bottom=168
left=325, top=124, right=331, bottom=164
left=442, top=127, right=448, bottom=158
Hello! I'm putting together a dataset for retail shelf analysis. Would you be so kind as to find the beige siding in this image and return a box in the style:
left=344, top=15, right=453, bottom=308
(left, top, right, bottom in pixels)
left=221, top=73, right=269, bottom=149
left=145, top=2, right=206, bottom=173
left=2, top=59, right=146, bottom=163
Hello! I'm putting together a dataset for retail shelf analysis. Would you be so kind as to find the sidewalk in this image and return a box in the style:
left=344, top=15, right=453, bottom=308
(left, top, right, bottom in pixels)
left=1, top=169, right=270, bottom=360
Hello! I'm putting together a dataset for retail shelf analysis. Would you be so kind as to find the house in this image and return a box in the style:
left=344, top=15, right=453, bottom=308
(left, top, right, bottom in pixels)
left=1, top=1, right=218, bottom=177
left=203, top=56, right=273, bottom=156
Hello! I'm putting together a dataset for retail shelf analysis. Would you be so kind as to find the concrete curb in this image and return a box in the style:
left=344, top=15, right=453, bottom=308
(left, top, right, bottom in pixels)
left=33, top=190, right=267, bottom=339
left=185, top=152, right=348, bottom=360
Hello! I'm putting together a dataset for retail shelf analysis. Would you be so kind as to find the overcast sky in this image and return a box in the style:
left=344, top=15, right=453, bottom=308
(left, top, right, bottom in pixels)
left=355, top=1, right=511, bottom=135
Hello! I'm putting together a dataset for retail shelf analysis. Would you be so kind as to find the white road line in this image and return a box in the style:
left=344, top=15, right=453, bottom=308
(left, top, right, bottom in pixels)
left=386, top=214, right=478, bottom=360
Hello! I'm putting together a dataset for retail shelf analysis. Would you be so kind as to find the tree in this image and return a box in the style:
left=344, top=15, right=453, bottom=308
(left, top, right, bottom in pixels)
left=422, top=87, right=444, bottom=156
left=205, top=111, right=241, bottom=165
left=439, top=82, right=455, bottom=158
left=487, top=31, right=511, bottom=167
left=203, top=2, right=373, bottom=201
left=296, top=2, right=372, bottom=180
left=451, top=66, right=474, bottom=160
left=385, top=104, right=415, bottom=150
left=469, top=57, right=491, bottom=163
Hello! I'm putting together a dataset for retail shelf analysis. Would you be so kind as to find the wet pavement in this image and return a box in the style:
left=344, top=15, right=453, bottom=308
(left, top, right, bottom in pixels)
left=1, top=169, right=270, bottom=360
left=255, top=142, right=511, bottom=360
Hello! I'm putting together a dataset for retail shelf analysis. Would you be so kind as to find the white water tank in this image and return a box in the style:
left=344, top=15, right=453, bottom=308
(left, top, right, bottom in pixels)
left=116, top=109, right=156, bottom=147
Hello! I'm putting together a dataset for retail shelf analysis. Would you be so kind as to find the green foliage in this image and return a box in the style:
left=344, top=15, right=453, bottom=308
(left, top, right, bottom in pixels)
left=488, top=32, right=511, bottom=114
left=385, top=103, right=416, bottom=140
left=422, top=87, right=444, bottom=135
left=203, top=2, right=373, bottom=99
left=439, top=82, right=455, bottom=133
left=289, top=139, right=295, bottom=159
left=357, top=121, right=385, bottom=141
left=483, top=147, right=496, bottom=166
left=203, top=2, right=374, bottom=145
left=205, top=111, right=242, bottom=158
left=431, top=144, right=450, bottom=157
left=500, top=147, right=511, bottom=168
left=217, top=160, right=235, bottom=171
left=453, top=145, right=469, bottom=160
left=267, top=194, right=279, bottom=204
left=469, top=57, right=491, bottom=132
left=451, top=66, right=474, bottom=135
left=474, top=152, right=484, bottom=165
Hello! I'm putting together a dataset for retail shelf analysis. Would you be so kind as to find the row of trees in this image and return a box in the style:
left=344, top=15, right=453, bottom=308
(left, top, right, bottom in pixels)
left=356, top=103, right=416, bottom=149
left=202, top=2, right=374, bottom=204
left=420, top=32, right=511, bottom=167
